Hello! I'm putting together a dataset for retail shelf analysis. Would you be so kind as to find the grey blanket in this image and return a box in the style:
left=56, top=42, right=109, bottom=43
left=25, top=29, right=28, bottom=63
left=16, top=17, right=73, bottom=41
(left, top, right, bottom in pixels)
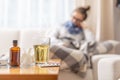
left=50, top=41, right=97, bottom=78
left=50, top=39, right=118, bottom=78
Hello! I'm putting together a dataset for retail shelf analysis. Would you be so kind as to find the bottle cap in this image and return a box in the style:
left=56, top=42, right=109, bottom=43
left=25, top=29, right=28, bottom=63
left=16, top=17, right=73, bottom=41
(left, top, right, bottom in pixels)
left=13, top=40, right=17, bottom=44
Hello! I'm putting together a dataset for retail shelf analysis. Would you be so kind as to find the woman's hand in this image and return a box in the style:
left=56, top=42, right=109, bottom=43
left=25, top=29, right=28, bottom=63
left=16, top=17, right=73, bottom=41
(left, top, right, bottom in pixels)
left=80, top=22, right=88, bottom=29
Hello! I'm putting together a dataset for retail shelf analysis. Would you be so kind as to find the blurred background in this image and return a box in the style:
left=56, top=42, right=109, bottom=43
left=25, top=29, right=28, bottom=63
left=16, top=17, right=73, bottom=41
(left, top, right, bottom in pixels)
left=0, top=0, right=120, bottom=53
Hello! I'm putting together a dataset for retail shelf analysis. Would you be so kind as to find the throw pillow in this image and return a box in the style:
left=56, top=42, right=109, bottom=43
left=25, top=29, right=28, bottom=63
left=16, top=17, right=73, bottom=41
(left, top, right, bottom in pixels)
left=96, top=40, right=120, bottom=54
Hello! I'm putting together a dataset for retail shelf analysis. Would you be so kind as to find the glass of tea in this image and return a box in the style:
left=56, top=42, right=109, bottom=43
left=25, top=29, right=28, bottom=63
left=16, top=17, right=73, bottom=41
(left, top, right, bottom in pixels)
left=33, top=37, right=50, bottom=64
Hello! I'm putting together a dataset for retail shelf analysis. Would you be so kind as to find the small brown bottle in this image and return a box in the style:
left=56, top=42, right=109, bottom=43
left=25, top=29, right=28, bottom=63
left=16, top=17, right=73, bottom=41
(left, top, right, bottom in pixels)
left=10, top=40, right=20, bottom=67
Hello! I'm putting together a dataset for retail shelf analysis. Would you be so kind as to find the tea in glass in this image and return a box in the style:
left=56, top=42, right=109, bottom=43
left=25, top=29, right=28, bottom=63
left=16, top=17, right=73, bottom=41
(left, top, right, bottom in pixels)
left=33, top=37, right=50, bottom=64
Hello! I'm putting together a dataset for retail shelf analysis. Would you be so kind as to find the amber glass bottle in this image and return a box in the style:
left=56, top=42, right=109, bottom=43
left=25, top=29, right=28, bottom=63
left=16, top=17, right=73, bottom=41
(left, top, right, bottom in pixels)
left=10, top=40, right=20, bottom=67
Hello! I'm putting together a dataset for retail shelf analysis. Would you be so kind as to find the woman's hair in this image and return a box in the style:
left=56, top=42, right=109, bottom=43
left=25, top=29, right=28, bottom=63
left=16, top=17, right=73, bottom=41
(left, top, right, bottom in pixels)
left=74, top=6, right=90, bottom=21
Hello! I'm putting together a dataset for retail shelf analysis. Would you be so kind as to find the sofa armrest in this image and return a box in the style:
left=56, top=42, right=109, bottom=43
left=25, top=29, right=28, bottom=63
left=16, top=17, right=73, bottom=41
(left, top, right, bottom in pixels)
left=92, top=54, right=120, bottom=80
left=98, top=57, right=120, bottom=80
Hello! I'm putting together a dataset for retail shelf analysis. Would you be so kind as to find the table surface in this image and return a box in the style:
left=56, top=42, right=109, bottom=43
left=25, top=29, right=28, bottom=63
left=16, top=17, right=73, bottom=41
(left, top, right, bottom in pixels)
left=0, top=59, right=60, bottom=80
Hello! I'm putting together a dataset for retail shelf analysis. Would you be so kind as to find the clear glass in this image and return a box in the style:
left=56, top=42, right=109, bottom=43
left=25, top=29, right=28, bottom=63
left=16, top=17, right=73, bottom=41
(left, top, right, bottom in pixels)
left=20, top=48, right=34, bottom=68
left=33, top=37, right=50, bottom=64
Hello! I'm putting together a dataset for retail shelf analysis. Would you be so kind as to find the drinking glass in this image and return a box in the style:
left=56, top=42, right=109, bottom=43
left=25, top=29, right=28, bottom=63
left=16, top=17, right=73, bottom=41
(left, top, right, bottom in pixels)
left=33, top=37, right=50, bottom=64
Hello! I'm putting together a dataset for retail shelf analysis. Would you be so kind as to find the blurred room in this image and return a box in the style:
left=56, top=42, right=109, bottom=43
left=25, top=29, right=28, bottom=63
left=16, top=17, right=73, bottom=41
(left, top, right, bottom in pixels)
left=0, top=0, right=120, bottom=80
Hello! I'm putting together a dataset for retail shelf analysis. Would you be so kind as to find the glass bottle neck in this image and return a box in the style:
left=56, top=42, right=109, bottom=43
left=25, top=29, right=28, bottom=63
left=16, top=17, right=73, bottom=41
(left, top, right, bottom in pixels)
left=13, top=44, right=17, bottom=47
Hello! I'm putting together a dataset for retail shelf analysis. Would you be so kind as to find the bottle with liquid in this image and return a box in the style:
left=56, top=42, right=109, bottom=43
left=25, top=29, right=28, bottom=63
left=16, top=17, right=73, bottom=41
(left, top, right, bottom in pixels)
left=10, top=40, right=20, bottom=67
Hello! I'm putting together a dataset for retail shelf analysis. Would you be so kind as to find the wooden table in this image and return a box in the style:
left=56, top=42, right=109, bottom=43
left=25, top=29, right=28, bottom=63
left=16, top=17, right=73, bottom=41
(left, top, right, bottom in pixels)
left=0, top=59, right=60, bottom=80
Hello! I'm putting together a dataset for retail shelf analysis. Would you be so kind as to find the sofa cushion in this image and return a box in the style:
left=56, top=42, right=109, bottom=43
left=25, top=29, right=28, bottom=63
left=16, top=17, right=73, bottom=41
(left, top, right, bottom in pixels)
left=20, top=29, right=47, bottom=49
left=0, top=29, right=19, bottom=55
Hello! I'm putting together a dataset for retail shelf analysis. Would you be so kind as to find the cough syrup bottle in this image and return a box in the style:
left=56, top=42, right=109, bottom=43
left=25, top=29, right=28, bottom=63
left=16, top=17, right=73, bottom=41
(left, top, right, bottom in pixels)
left=10, top=40, right=20, bottom=67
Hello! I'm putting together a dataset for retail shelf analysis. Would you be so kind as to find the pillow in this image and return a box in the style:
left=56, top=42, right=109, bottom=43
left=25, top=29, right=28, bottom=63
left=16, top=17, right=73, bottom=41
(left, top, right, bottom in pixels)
left=96, top=40, right=120, bottom=54
left=79, top=40, right=120, bottom=55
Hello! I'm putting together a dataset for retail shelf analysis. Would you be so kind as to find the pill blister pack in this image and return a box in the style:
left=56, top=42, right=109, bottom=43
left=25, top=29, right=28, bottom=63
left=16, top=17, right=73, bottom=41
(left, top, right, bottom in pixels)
left=38, top=63, right=60, bottom=67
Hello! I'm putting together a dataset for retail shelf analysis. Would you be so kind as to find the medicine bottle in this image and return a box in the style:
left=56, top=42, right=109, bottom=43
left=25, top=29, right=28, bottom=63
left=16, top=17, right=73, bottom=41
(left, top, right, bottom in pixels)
left=10, top=40, right=20, bottom=67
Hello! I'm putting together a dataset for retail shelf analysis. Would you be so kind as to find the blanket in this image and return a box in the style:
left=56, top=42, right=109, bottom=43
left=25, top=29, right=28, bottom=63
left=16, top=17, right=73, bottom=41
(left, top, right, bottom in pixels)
left=50, top=40, right=119, bottom=78
left=50, top=41, right=97, bottom=78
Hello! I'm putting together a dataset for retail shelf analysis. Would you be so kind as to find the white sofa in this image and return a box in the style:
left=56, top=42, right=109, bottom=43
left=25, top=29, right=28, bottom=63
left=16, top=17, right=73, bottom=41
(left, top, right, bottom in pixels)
left=98, top=57, right=120, bottom=80
left=0, top=29, right=120, bottom=80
